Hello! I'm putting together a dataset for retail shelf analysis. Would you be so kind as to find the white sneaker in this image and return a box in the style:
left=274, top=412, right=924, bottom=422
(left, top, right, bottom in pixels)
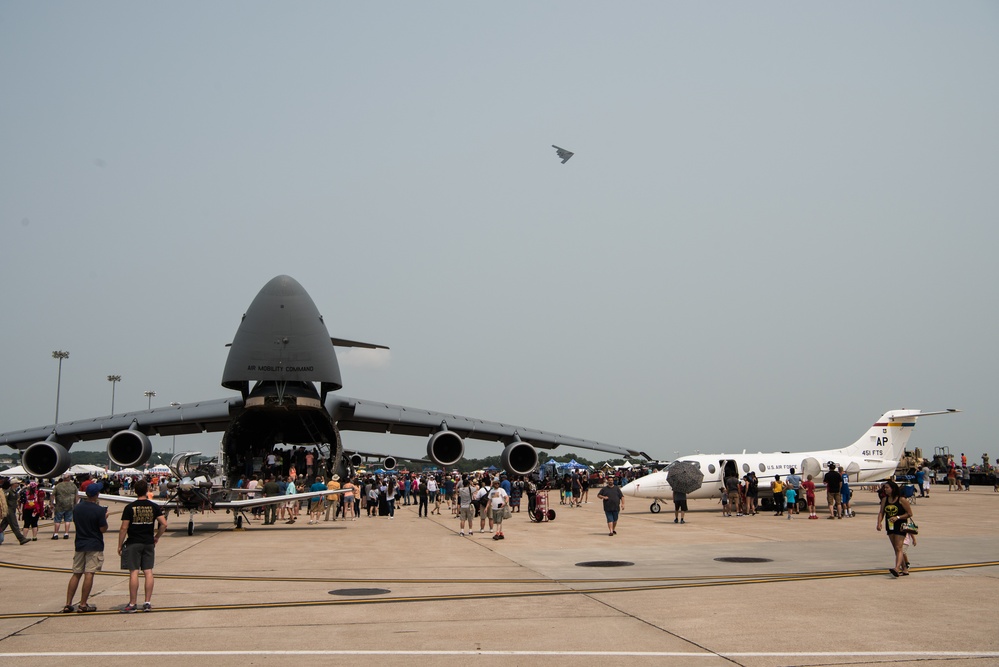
left=459, top=531, right=464, bottom=536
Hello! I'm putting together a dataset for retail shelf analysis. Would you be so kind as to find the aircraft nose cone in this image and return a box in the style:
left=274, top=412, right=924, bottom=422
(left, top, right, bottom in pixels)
left=621, top=480, right=638, bottom=497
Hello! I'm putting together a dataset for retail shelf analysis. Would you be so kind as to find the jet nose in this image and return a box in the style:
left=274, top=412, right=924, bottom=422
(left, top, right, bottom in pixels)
left=621, top=480, right=639, bottom=497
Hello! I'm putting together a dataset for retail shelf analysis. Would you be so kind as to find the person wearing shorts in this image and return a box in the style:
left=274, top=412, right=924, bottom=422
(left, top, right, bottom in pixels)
left=488, top=479, right=509, bottom=540
left=456, top=477, right=475, bottom=536
left=64, top=482, right=108, bottom=613
left=598, top=482, right=625, bottom=535
left=673, top=491, right=688, bottom=524
left=117, top=479, right=166, bottom=613
left=52, top=473, right=78, bottom=540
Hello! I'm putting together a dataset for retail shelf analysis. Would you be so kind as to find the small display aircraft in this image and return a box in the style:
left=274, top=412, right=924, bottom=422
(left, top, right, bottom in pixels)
left=622, top=409, right=959, bottom=513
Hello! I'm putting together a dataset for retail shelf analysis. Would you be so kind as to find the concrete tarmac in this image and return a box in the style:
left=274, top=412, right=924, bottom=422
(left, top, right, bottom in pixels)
left=1, top=484, right=997, bottom=667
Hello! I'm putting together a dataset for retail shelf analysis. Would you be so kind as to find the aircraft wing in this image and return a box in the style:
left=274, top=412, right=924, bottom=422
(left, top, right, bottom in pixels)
left=83, top=492, right=179, bottom=509
left=216, top=488, right=347, bottom=510
left=0, top=398, right=239, bottom=451
left=327, top=396, right=651, bottom=460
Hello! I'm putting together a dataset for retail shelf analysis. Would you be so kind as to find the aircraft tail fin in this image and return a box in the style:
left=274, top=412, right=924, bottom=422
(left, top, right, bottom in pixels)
left=840, top=409, right=960, bottom=463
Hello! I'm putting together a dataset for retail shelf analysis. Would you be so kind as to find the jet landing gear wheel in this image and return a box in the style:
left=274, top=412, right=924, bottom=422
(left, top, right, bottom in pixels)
left=650, top=501, right=662, bottom=513
left=235, top=514, right=244, bottom=531
left=187, top=520, right=194, bottom=536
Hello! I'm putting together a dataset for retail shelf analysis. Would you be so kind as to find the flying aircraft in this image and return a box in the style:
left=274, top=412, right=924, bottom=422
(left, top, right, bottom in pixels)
left=1, top=276, right=649, bottom=490
left=552, top=145, right=574, bottom=163
left=621, top=409, right=959, bottom=513
left=86, top=451, right=345, bottom=535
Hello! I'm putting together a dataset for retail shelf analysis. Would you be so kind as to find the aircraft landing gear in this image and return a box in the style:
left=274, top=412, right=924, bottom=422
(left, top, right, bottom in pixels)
left=235, top=514, right=244, bottom=531
left=650, top=501, right=662, bottom=513
left=187, top=520, right=194, bottom=536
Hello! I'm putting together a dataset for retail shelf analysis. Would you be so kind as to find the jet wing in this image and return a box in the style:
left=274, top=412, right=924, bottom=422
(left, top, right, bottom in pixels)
left=216, top=488, right=348, bottom=510
left=83, top=492, right=179, bottom=509
left=327, top=396, right=650, bottom=460
left=0, top=398, right=239, bottom=451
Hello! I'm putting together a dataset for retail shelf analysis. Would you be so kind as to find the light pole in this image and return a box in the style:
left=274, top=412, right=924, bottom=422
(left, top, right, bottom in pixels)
left=52, top=350, right=69, bottom=424
left=169, top=402, right=180, bottom=456
left=144, top=390, right=156, bottom=410
left=107, top=375, right=121, bottom=414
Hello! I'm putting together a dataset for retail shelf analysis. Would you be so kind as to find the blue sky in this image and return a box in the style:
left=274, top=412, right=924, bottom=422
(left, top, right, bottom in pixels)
left=1, top=2, right=996, bottom=466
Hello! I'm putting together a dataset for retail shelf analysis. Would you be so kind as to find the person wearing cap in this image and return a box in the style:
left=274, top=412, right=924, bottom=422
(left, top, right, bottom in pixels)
left=52, top=473, right=79, bottom=540
left=487, top=478, right=509, bottom=540
left=0, top=477, right=31, bottom=545
left=63, top=482, right=108, bottom=612
left=324, top=474, right=341, bottom=522
left=0, top=477, right=31, bottom=546
left=19, top=480, right=46, bottom=541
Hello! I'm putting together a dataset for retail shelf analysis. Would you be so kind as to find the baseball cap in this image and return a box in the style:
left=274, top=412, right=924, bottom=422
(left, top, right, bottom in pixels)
left=85, top=482, right=103, bottom=497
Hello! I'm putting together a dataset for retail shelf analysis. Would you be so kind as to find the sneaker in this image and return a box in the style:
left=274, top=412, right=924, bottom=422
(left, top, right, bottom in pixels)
left=63, top=534, right=70, bottom=539
left=52, top=534, right=60, bottom=540
left=680, top=519, right=685, bottom=524
left=498, top=534, right=504, bottom=540
left=142, top=602, right=152, bottom=612
left=121, top=603, right=138, bottom=614
left=19, top=538, right=30, bottom=545
left=674, top=518, right=678, bottom=524
left=459, top=531, right=465, bottom=536
left=492, top=534, right=501, bottom=540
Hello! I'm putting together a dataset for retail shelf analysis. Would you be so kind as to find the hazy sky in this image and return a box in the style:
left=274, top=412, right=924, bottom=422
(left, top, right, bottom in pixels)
left=2, top=3, right=996, bottom=467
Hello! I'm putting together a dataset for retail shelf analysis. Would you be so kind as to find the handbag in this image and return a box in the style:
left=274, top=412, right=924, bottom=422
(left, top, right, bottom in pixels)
left=502, top=504, right=512, bottom=520
left=902, top=518, right=918, bottom=534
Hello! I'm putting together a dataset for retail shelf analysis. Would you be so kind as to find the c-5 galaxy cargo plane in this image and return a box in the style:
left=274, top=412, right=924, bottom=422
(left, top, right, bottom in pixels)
left=1, top=276, right=650, bottom=485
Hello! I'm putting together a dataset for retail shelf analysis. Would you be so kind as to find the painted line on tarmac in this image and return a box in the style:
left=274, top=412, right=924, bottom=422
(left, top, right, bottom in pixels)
left=0, top=650, right=997, bottom=658
left=3, top=559, right=996, bottom=585
left=0, top=560, right=995, bottom=621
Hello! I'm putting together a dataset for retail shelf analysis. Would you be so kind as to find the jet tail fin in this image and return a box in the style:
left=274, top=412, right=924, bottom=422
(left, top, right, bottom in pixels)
left=841, top=409, right=960, bottom=463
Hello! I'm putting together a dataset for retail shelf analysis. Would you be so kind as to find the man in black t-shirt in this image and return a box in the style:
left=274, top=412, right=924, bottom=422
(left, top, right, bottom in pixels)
left=117, top=479, right=167, bottom=612
left=823, top=463, right=844, bottom=519
left=597, top=483, right=625, bottom=536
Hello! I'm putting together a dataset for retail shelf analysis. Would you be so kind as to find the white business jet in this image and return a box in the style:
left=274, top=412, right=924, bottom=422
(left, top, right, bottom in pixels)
left=622, top=408, right=959, bottom=513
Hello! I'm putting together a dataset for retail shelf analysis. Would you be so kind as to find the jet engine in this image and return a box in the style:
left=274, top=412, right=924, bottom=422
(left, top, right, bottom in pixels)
left=500, top=440, right=539, bottom=476
left=108, top=427, right=153, bottom=468
left=345, top=453, right=396, bottom=470
left=427, top=430, right=464, bottom=467
left=22, top=439, right=72, bottom=478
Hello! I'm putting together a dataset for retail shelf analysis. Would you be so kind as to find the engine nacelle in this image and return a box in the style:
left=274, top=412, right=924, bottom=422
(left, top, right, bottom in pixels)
left=348, top=453, right=364, bottom=467
left=108, top=427, right=153, bottom=468
left=382, top=456, right=397, bottom=471
left=22, top=439, right=72, bottom=478
left=500, top=440, right=539, bottom=476
left=427, top=430, right=464, bottom=467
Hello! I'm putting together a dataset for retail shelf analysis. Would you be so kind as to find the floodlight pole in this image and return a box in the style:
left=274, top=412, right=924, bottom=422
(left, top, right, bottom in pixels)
left=107, top=375, right=121, bottom=414
left=52, top=350, right=69, bottom=424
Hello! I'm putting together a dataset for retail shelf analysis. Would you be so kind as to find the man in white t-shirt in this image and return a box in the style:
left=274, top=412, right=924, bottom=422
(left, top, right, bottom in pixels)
left=487, top=479, right=510, bottom=541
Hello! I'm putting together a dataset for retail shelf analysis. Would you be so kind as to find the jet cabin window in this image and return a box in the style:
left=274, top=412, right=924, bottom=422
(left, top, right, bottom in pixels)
left=742, top=463, right=750, bottom=473
left=707, top=464, right=716, bottom=474
left=758, top=463, right=766, bottom=473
